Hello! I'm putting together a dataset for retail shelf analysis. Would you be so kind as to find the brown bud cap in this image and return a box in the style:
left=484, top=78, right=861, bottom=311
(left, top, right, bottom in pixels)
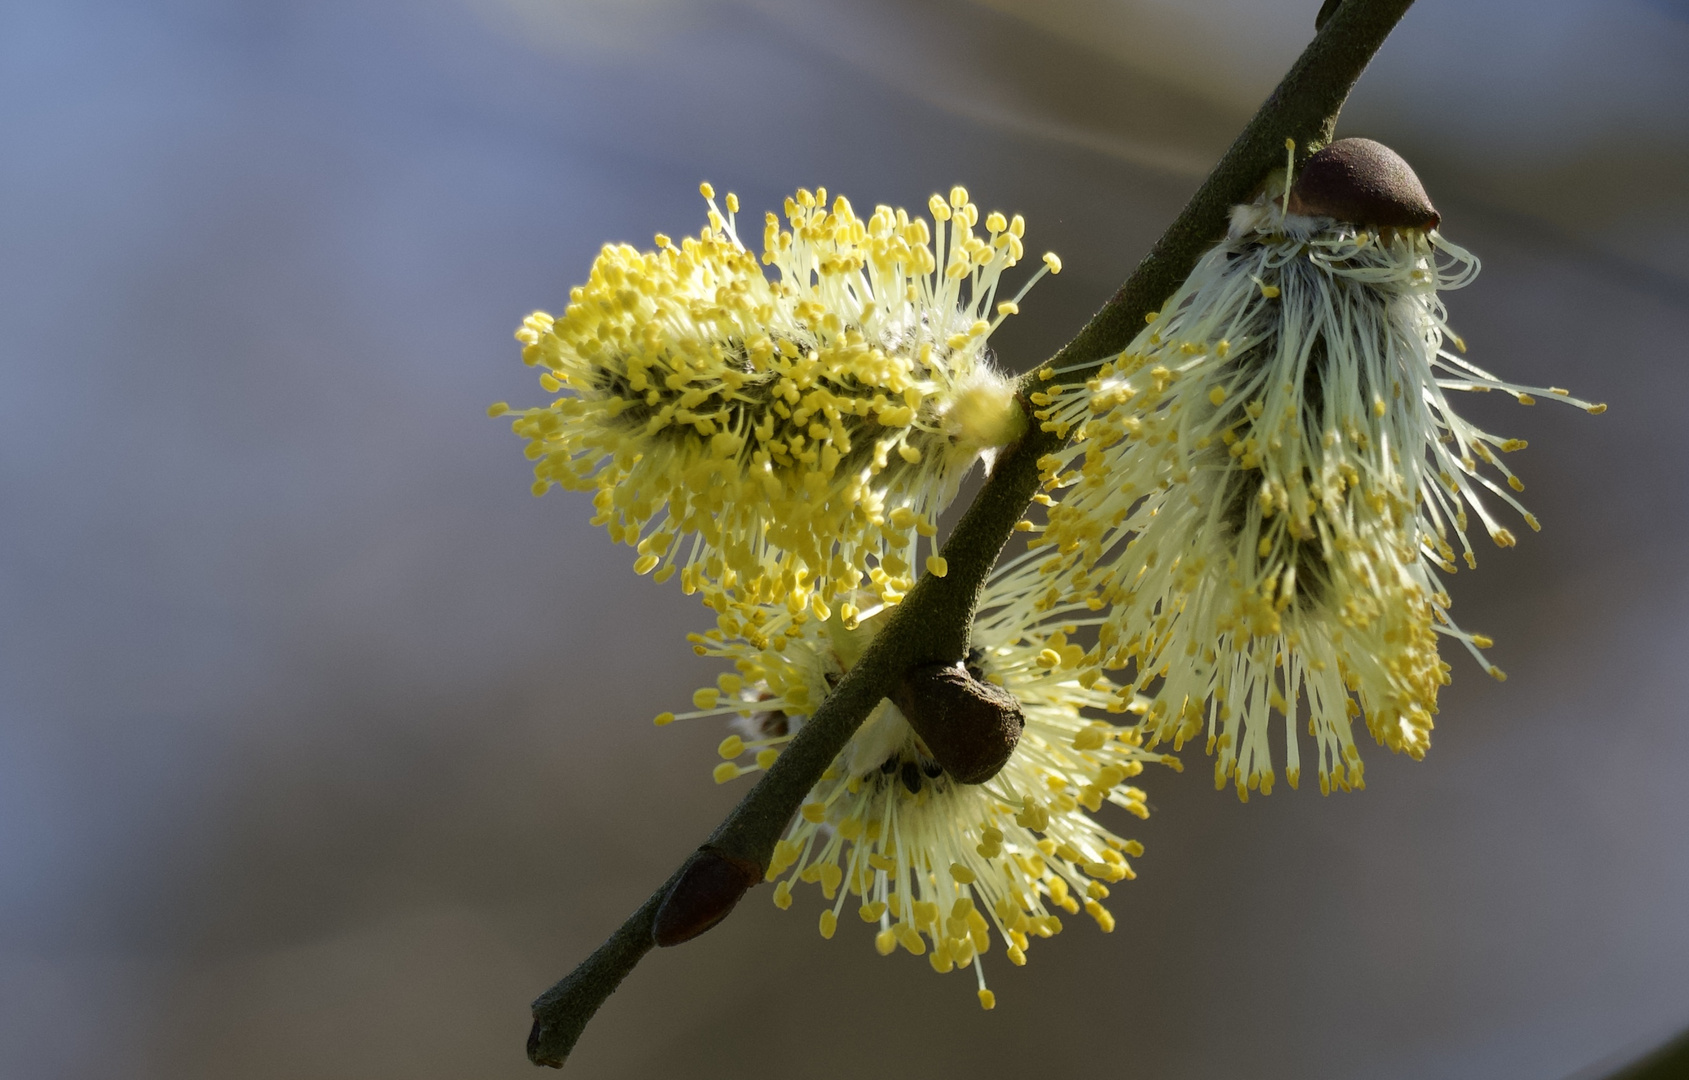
left=1287, top=138, right=1439, bottom=231
left=890, top=662, right=1025, bottom=785
left=652, top=847, right=761, bottom=947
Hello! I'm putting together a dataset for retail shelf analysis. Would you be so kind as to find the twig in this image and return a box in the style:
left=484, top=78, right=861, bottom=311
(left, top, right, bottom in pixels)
left=526, top=0, right=1416, bottom=1067
left=1580, top=1024, right=1689, bottom=1080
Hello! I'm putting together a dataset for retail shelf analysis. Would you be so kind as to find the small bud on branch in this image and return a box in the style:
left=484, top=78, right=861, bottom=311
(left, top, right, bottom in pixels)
left=652, top=848, right=763, bottom=947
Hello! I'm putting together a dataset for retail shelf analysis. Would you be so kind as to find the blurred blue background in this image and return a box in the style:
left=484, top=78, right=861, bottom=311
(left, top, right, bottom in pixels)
left=2, top=1, right=1687, bottom=1077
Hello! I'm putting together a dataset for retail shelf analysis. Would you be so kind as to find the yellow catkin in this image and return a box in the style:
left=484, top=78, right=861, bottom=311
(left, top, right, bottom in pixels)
left=500, top=185, right=1057, bottom=620
left=660, top=561, right=1171, bottom=1004
left=1036, top=180, right=1601, bottom=797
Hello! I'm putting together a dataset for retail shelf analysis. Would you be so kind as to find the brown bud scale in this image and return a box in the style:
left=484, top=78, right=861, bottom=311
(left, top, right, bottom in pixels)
left=890, top=662, right=1025, bottom=785
left=1287, top=137, right=1439, bottom=231
left=652, top=848, right=762, bottom=947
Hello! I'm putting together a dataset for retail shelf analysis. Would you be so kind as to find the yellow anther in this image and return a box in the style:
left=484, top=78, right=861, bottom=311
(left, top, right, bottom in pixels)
left=926, top=556, right=949, bottom=578
left=896, top=924, right=926, bottom=955
left=819, top=910, right=837, bottom=939
left=949, top=862, right=976, bottom=884
left=1071, top=727, right=1107, bottom=751
left=653, top=712, right=675, bottom=727
left=713, top=761, right=741, bottom=784
left=699, top=181, right=715, bottom=200
left=717, top=735, right=745, bottom=759
left=1085, top=899, right=1115, bottom=932
left=977, top=989, right=996, bottom=1010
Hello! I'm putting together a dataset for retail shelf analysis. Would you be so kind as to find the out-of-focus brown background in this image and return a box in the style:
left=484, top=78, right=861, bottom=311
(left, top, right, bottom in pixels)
left=3, top=1, right=1687, bottom=1077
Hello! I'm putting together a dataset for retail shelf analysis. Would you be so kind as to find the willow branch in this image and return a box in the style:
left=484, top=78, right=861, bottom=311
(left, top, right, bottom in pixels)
left=1592, top=1025, right=1689, bottom=1080
left=526, top=0, right=1415, bottom=1067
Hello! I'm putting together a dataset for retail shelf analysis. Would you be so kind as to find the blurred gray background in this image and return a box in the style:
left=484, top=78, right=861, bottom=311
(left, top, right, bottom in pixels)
left=3, top=1, right=1687, bottom=1077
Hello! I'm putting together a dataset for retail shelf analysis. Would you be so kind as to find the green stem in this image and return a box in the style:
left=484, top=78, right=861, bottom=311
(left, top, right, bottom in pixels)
left=526, top=0, right=1415, bottom=1067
